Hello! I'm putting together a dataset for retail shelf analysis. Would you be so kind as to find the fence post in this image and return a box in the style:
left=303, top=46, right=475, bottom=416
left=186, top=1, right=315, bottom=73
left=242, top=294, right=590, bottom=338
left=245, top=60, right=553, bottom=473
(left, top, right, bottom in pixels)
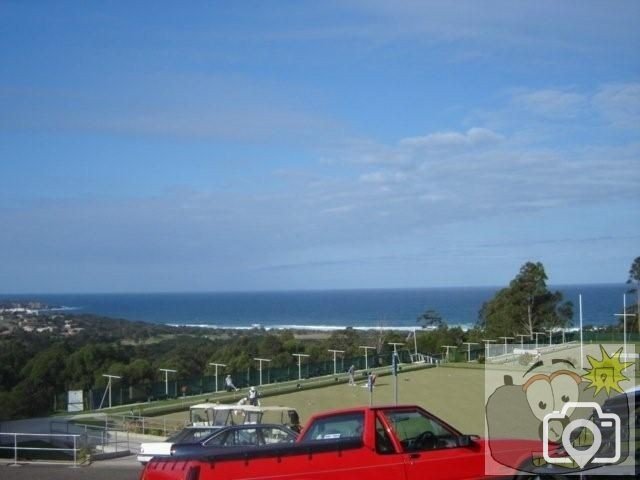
left=10, top=433, right=19, bottom=467
left=73, top=435, right=77, bottom=467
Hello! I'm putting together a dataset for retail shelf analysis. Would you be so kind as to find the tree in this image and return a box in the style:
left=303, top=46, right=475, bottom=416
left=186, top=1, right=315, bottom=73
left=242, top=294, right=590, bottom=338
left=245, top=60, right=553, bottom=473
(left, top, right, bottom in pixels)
left=627, top=256, right=640, bottom=333
left=478, top=261, right=573, bottom=337
left=417, top=310, right=445, bottom=329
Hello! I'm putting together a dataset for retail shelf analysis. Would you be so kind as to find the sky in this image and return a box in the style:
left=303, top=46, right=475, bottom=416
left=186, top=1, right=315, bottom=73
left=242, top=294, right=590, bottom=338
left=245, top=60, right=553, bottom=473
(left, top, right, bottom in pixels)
left=1, top=1, right=639, bottom=293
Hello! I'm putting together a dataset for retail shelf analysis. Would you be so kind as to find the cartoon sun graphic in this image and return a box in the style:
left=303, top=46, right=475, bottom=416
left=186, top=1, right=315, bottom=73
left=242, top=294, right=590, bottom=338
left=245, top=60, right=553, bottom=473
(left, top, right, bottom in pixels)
left=582, top=345, right=633, bottom=396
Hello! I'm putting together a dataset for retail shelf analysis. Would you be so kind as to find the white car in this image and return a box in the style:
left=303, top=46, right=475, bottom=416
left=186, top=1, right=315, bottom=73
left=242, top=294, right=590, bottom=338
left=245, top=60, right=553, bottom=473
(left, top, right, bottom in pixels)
left=138, top=426, right=220, bottom=464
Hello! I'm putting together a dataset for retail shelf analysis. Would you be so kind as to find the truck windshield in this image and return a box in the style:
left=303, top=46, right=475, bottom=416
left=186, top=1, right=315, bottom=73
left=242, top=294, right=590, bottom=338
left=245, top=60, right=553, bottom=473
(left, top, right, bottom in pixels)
left=383, top=409, right=459, bottom=452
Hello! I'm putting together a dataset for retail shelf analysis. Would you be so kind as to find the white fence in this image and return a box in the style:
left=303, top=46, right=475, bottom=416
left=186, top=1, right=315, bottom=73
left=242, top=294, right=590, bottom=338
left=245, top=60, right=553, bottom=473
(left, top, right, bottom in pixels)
left=0, top=432, right=81, bottom=466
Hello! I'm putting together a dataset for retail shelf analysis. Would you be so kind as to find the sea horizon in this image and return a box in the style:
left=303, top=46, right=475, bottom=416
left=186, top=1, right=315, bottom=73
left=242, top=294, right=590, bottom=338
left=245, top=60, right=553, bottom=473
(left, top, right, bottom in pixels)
left=1, top=282, right=634, bottom=331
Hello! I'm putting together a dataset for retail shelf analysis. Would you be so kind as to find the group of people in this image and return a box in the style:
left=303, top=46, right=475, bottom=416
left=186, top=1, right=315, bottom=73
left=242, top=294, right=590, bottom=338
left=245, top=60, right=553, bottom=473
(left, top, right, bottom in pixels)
left=225, top=364, right=373, bottom=407
left=225, top=374, right=260, bottom=406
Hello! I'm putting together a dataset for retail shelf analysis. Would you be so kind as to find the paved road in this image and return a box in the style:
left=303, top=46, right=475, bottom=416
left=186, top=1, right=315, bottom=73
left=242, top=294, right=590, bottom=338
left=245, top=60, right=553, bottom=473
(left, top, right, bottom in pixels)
left=0, top=456, right=143, bottom=480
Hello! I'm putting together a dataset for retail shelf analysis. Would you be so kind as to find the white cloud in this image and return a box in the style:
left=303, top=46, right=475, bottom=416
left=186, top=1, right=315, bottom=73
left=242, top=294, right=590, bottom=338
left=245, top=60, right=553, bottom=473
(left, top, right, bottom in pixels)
left=399, top=127, right=503, bottom=149
left=593, top=83, right=640, bottom=129
left=511, top=89, right=586, bottom=118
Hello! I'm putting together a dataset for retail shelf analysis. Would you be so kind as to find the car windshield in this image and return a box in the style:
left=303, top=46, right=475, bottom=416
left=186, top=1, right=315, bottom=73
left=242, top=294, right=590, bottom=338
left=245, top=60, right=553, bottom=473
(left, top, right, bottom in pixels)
left=382, top=409, right=459, bottom=452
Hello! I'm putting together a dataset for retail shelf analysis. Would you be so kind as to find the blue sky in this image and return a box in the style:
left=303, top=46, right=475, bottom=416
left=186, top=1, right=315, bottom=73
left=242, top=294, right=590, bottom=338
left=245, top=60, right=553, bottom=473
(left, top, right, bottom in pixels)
left=1, top=1, right=639, bottom=293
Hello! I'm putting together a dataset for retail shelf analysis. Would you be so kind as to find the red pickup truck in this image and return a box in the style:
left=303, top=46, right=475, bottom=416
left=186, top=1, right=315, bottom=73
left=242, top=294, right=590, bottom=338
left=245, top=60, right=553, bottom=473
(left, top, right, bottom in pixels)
left=140, top=404, right=562, bottom=480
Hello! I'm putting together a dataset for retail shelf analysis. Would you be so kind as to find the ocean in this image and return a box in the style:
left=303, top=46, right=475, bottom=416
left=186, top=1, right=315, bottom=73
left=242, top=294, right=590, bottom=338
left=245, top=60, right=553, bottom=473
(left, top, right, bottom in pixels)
left=0, top=284, right=634, bottom=331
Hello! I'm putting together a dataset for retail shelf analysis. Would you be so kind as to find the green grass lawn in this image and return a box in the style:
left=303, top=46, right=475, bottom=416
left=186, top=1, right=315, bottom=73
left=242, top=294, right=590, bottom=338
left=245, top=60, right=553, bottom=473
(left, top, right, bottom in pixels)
left=161, top=365, right=487, bottom=435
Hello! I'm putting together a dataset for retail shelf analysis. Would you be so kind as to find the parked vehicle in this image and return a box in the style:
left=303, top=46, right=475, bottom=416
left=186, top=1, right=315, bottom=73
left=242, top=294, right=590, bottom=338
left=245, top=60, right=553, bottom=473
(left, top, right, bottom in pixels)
left=137, top=426, right=221, bottom=464
left=140, top=404, right=566, bottom=479
left=138, top=403, right=300, bottom=464
left=189, top=403, right=301, bottom=430
left=170, top=423, right=297, bottom=457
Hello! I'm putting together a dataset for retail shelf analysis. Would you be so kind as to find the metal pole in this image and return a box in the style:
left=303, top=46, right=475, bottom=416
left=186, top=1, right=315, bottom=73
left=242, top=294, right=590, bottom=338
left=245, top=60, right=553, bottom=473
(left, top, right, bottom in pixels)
left=624, top=293, right=627, bottom=358
left=73, top=435, right=77, bottom=467
left=254, top=358, right=271, bottom=386
left=462, top=343, right=478, bottom=362
left=392, top=352, right=399, bottom=405
left=209, top=363, right=226, bottom=393
left=359, top=346, right=375, bottom=371
left=482, top=340, right=496, bottom=360
left=328, top=350, right=344, bottom=375
left=614, top=294, right=636, bottom=359
left=579, top=294, right=583, bottom=370
left=499, top=337, right=513, bottom=355
left=159, top=369, right=177, bottom=397
left=292, top=354, right=309, bottom=381
left=12, top=433, right=18, bottom=467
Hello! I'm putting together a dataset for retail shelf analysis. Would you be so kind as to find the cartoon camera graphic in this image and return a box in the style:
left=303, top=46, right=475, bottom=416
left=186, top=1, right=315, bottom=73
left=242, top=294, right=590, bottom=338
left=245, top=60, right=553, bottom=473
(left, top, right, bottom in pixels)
left=543, top=401, right=621, bottom=469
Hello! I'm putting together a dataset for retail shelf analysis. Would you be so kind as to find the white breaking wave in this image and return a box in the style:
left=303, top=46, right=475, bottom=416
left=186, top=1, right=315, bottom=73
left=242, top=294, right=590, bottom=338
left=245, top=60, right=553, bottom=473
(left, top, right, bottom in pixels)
left=167, top=323, right=475, bottom=332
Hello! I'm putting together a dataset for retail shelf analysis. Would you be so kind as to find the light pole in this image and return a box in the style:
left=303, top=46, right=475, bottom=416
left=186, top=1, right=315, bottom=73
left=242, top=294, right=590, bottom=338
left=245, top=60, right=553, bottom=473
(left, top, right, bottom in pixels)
left=388, top=342, right=404, bottom=365
left=359, top=346, right=375, bottom=372
left=532, top=332, right=545, bottom=350
left=328, top=349, right=344, bottom=375
left=292, top=354, right=310, bottom=381
left=253, top=358, right=271, bottom=386
left=159, top=368, right=177, bottom=397
left=516, top=334, right=530, bottom=350
left=99, top=374, right=121, bottom=409
left=615, top=293, right=636, bottom=359
left=208, top=363, right=226, bottom=393
left=499, top=337, right=513, bottom=355
left=462, top=342, right=478, bottom=362
left=546, top=329, right=554, bottom=347
left=441, top=345, right=457, bottom=362
left=482, top=339, right=496, bottom=360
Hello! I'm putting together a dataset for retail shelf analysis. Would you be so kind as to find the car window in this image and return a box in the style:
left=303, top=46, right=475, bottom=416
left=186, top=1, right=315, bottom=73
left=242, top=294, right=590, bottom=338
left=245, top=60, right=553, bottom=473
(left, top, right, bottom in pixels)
left=231, top=428, right=258, bottom=446
left=382, top=409, right=459, bottom=452
left=186, top=429, right=218, bottom=442
left=301, top=412, right=364, bottom=441
left=203, top=430, right=228, bottom=446
left=262, top=426, right=295, bottom=444
left=168, top=428, right=217, bottom=444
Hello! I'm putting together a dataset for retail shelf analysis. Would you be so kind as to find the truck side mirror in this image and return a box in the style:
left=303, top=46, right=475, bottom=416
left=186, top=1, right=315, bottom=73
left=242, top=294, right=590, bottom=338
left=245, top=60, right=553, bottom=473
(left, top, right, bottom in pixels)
left=457, top=435, right=478, bottom=447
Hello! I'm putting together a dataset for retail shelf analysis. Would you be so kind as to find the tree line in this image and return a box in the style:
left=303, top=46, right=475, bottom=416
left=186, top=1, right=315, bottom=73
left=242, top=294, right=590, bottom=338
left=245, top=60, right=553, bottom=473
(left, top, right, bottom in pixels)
left=1, top=258, right=637, bottom=420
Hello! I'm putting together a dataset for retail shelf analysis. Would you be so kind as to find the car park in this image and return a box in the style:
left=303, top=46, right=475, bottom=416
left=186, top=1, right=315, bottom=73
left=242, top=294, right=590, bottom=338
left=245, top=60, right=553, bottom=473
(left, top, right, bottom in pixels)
left=141, top=404, right=558, bottom=479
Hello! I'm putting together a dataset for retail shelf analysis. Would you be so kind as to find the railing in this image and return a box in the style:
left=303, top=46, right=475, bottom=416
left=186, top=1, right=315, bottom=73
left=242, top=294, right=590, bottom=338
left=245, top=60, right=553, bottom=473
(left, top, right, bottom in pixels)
left=116, top=414, right=185, bottom=436
left=0, top=432, right=81, bottom=466
left=50, top=419, right=132, bottom=456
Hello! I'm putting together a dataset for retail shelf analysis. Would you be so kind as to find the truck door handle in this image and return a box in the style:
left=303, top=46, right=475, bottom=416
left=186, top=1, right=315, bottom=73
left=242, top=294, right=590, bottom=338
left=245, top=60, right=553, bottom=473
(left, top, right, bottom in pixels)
left=409, top=453, right=421, bottom=459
